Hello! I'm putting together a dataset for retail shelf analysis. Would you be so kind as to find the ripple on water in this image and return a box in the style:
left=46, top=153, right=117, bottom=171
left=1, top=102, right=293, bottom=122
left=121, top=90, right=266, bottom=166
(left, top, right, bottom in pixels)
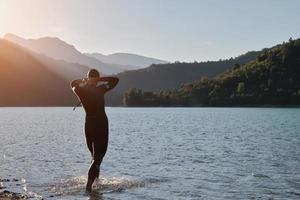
left=48, top=175, right=145, bottom=197
left=1, top=107, right=300, bottom=199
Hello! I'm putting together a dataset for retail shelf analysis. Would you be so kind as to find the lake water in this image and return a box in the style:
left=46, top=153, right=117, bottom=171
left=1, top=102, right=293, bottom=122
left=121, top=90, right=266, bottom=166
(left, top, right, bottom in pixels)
left=0, top=107, right=299, bottom=200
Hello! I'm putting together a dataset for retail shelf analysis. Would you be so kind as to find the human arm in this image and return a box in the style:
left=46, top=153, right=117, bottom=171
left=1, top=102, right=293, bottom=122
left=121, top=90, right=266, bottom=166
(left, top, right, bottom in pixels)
left=70, top=78, right=87, bottom=91
left=96, top=77, right=119, bottom=92
left=70, top=79, right=81, bottom=88
left=70, top=79, right=85, bottom=110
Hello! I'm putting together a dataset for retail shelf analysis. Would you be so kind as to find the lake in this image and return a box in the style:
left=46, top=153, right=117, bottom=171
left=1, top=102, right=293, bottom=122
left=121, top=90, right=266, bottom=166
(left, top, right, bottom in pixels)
left=0, top=107, right=299, bottom=200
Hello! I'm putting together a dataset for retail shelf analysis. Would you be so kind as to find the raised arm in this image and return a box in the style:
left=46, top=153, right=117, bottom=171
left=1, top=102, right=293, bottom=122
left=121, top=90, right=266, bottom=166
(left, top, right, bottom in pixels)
left=71, top=79, right=81, bottom=88
left=97, top=76, right=119, bottom=92
left=70, top=79, right=87, bottom=92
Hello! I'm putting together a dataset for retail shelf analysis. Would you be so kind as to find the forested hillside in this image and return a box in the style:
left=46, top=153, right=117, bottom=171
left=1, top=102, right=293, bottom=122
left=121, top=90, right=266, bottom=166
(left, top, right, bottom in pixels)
left=123, top=38, right=300, bottom=106
left=107, top=51, right=260, bottom=105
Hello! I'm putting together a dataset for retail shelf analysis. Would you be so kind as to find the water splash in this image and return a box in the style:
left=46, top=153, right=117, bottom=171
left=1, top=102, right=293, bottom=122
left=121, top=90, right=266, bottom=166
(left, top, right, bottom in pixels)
left=49, top=175, right=145, bottom=197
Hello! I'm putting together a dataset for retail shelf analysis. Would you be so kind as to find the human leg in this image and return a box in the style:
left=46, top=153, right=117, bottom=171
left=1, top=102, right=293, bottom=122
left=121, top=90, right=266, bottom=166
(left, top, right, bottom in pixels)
left=86, top=153, right=103, bottom=192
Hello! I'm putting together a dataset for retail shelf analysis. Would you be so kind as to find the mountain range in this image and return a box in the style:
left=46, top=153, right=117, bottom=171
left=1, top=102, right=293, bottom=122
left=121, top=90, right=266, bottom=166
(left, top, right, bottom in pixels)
left=4, top=33, right=167, bottom=74
left=1, top=33, right=291, bottom=106
left=85, top=52, right=168, bottom=70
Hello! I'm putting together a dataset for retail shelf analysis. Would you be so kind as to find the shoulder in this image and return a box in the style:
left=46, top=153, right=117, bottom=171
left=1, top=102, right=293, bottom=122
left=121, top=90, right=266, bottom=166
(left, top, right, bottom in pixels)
left=71, top=79, right=88, bottom=95
left=70, top=79, right=82, bottom=88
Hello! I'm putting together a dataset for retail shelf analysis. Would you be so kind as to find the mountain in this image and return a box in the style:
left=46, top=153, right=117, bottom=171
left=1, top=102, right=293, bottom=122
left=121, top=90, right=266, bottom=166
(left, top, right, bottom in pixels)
left=0, top=39, right=80, bottom=106
left=123, top=38, right=300, bottom=106
left=85, top=52, right=168, bottom=69
left=106, top=51, right=260, bottom=105
left=2, top=34, right=288, bottom=107
left=30, top=52, right=91, bottom=81
left=3, top=33, right=126, bottom=74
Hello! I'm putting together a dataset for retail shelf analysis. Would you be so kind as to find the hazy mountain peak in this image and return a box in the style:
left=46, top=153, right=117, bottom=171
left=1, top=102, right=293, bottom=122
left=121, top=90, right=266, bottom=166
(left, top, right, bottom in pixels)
left=85, top=52, right=168, bottom=69
left=4, top=33, right=67, bottom=46
left=4, top=33, right=22, bottom=40
left=4, top=33, right=77, bottom=54
left=4, top=33, right=168, bottom=72
left=3, top=33, right=126, bottom=74
left=3, top=33, right=25, bottom=45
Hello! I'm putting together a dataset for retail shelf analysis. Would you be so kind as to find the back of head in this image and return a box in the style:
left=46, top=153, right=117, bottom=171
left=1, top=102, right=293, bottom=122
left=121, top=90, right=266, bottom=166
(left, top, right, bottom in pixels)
left=87, top=69, right=100, bottom=79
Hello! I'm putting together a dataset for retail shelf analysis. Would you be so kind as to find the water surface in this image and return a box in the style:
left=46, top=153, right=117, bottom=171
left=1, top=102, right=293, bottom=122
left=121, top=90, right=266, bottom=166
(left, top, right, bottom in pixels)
left=0, top=107, right=299, bottom=199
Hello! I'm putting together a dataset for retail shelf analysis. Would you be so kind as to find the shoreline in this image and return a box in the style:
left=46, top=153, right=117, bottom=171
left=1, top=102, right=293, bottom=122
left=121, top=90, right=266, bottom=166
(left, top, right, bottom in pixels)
left=0, top=190, right=27, bottom=200
left=0, top=105, right=300, bottom=108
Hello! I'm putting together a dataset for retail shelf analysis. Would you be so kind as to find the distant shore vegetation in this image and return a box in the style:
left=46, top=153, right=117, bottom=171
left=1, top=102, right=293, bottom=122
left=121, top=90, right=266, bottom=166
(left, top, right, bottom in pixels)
left=123, top=38, right=300, bottom=106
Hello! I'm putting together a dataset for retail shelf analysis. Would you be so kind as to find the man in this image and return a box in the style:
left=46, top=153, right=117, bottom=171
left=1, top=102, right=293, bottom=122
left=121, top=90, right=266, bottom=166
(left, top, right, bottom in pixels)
left=70, top=69, right=119, bottom=192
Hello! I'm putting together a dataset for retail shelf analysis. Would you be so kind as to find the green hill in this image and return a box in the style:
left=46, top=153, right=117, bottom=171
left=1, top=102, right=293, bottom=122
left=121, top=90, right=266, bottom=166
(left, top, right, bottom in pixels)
left=123, top=38, right=300, bottom=106
left=107, top=51, right=259, bottom=105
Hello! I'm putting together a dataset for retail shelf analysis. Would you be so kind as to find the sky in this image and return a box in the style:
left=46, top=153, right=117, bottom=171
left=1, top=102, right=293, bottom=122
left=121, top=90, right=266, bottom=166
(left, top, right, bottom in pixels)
left=0, top=0, right=300, bottom=62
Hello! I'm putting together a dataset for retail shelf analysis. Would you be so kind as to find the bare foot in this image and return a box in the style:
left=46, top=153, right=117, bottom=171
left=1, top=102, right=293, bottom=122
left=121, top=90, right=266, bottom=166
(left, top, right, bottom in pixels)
left=86, top=186, right=92, bottom=193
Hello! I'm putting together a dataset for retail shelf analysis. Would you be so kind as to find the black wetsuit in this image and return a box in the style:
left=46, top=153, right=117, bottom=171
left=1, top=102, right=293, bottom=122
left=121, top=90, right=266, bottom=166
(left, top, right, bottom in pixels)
left=72, top=82, right=110, bottom=163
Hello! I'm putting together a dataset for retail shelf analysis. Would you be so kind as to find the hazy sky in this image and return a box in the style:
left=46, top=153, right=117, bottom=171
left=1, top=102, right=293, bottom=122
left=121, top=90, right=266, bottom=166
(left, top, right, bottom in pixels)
left=0, top=0, right=300, bottom=62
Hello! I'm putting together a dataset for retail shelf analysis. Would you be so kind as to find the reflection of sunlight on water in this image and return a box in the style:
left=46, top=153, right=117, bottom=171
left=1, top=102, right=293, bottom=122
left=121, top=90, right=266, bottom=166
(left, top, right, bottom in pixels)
left=0, top=178, right=44, bottom=200
left=49, top=175, right=145, bottom=197
left=22, top=178, right=43, bottom=199
left=95, top=176, right=145, bottom=191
